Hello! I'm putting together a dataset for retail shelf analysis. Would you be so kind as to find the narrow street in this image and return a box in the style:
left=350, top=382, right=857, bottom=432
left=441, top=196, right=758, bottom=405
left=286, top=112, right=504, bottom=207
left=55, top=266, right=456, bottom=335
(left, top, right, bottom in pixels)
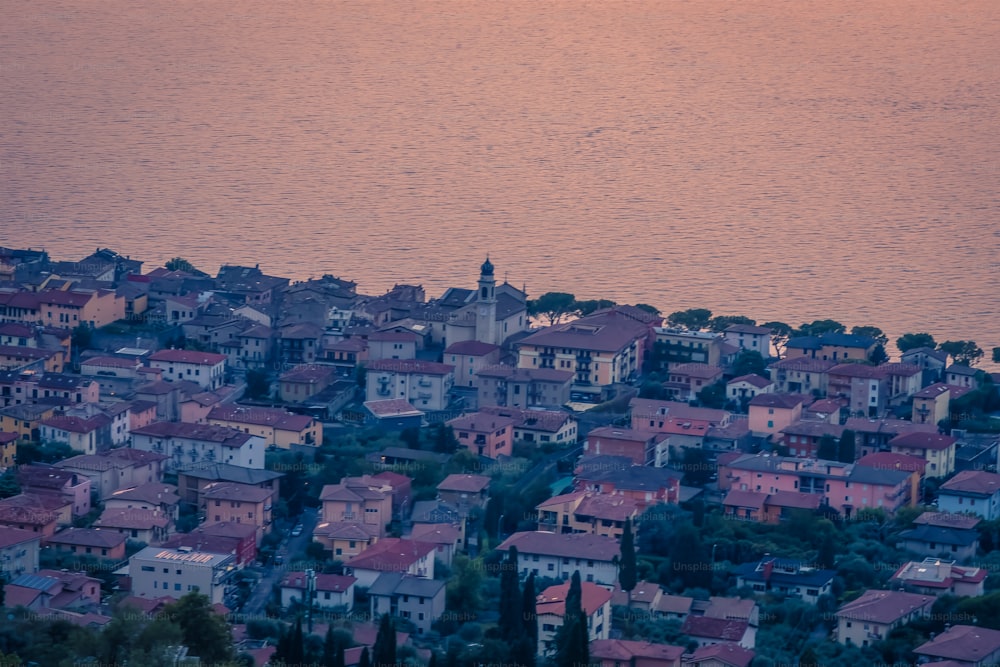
left=239, top=506, right=318, bottom=618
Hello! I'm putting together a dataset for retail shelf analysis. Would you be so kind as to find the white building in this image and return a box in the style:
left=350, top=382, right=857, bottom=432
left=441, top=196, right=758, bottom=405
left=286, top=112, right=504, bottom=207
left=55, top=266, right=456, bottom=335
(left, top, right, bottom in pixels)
left=147, top=349, right=227, bottom=390
left=131, top=421, right=265, bottom=472
left=938, top=470, right=1000, bottom=520
left=365, top=359, right=455, bottom=411
left=536, top=580, right=613, bottom=657
left=279, top=571, right=356, bottom=612
left=369, top=572, right=447, bottom=635
left=723, top=324, right=773, bottom=356
left=495, top=531, right=621, bottom=585
left=0, top=526, right=42, bottom=577
left=129, top=546, right=236, bottom=604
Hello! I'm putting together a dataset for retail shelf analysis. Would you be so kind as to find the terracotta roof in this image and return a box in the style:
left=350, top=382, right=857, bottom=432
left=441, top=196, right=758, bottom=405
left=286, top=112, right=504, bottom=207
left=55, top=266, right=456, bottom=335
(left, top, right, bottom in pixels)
left=667, top=363, right=723, bottom=380
left=208, top=404, right=314, bottom=431
left=280, top=571, right=356, bottom=592
left=132, top=421, right=255, bottom=448
left=914, top=625, right=1000, bottom=663
left=749, top=393, right=807, bottom=409
left=343, top=538, right=436, bottom=571
left=363, top=399, right=424, bottom=418
left=80, top=356, right=141, bottom=370
left=654, top=594, right=693, bottom=615
left=279, top=364, right=335, bottom=383
left=728, top=374, right=773, bottom=388
left=723, top=489, right=767, bottom=510
left=837, top=589, right=934, bottom=624
left=520, top=311, right=649, bottom=353
left=685, top=643, right=756, bottom=667
left=0, top=525, right=42, bottom=548
left=47, top=527, right=126, bottom=549
left=444, top=340, right=499, bottom=356
left=913, top=512, right=981, bottom=530
left=474, top=365, right=574, bottom=383
left=437, top=474, right=490, bottom=493
left=590, top=640, right=684, bottom=662
left=681, top=616, right=749, bottom=642
left=409, top=523, right=461, bottom=545
left=940, top=470, right=1000, bottom=497
left=889, top=432, right=958, bottom=452
left=313, top=521, right=381, bottom=541
left=779, top=421, right=845, bottom=439
left=40, top=415, right=110, bottom=434
left=496, top=531, right=620, bottom=561
left=724, top=324, right=772, bottom=335
left=946, top=364, right=979, bottom=377
left=574, top=493, right=642, bottom=521
left=536, top=581, right=613, bottom=616
left=201, top=482, right=273, bottom=503
left=95, top=507, right=169, bottom=530
left=828, top=363, right=888, bottom=379
left=767, top=491, right=822, bottom=510
left=446, top=413, right=515, bottom=433
left=628, top=398, right=731, bottom=425
left=149, top=349, right=227, bottom=365
left=767, top=357, right=838, bottom=372
left=106, top=482, right=180, bottom=506
left=365, top=359, right=454, bottom=376
left=477, top=406, right=573, bottom=432
left=369, top=330, right=421, bottom=343
left=856, top=452, right=927, bottom=474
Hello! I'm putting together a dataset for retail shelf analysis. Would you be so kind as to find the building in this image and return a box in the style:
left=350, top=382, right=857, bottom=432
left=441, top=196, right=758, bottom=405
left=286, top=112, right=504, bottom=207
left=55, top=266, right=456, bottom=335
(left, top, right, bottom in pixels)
left=38, top=415, right=112, bottom=455
left=94, top=507, right=170, bottom=544
left=889, top=558, right=986, bottom=598
left=131, top=421, right=266, bottom=471
left=899, top=512, right=980, bottom=562
left=367, top=330, right=422, bottom=362
left=938, top=470, right=1000, bottom=520
left=629, top=398, right=733, bottom=429
left=16, top=464, right=91, bottom=517
left=652, top=328, right=726, bottom=367
left=46, top=528, right=127, bottom=561
left=369, top=572, right=446, bottom=635
left=946, top=364, right=980, bottom=389
left=496, top=531, right=621, bottom=585
left=162, top=521, right=258, bottom=566
left=583, top=427, right=666, bottom=467
left=443, top=340, right=501, bottom=389
left=536, top=491, right=642, bottom=539
left=726, top=375, right=774, bottom=405
left=574, top=455, right=682, bottom=507
left=723, top=324, right=773, bottom=356
left=279, top=571, right=356, bottom=612
left=476, top=405, right=577, bottom=446
left=834, top=590, right=934, bottom=647
left=663, top=364, right=724, bottom=403
left=591, top=639, right=684, bottom=667
left=518, top=306, right=655, bottom=400
left=279, top=364, right=337, bottom=403
left=0, top=493, right=68, bottom=539
left=436, top=474, right=490, bottom=514
left=207, top=404, right=322, bottom=448
left=446, top=412, right=515, bottom=458
left=747, top=394, right=805, bottom=437
left=174, top=462, right=282, bottom=506
left=784, top=334, right=876, bottom=362
left=913, top=624, right=1000, bottom=667
left=680, top=615, right=754, bottom=649
left=826, top=363, right=888, bottom=418
left=363, top=399, right=425, bottom=432
left=682, top=644, right=756, bottom=667
left=342, top=538, right=436, bottom=588
left=912, top=383, right=972, bottom=426
left=129, top=546, right=236, bottom=604
left=365, top=359, right=455, bottom=411
left=732, top=557, right=835, bottom=604
left=777, top=421, right=846, bottom=459
left=476, top=366, right=573, bottom=409
left=56, top=448, right=166, bottom=500
left=0, top=526, right=42, bottom=577
left=147, top=349, right=227, bottom=390
left=767, top=358, right=836, bottom=395
left=200, top=482, right=274, bottom=542
left=722, top=489, right=822, bottom=524
left=536, top=580, right=613, bottom=657
left=0, top=431, right=15, bottom=470
left=319, top=475, right=394, bottom=539
left=888, top=432, right=957, bottom=478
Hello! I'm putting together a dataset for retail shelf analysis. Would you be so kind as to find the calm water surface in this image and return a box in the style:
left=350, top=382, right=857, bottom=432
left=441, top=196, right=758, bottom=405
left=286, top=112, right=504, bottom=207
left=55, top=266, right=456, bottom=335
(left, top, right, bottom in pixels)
left=1, top=0, right=998, bottom=356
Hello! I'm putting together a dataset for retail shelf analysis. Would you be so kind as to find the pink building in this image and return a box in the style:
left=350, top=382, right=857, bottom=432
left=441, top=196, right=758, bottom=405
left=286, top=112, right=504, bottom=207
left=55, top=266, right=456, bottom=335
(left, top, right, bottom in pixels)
left=447, top=412, right=514, bottom=459
left=747, top=394, right=805, bottom=437
left=584, top=427, right=665, bottom=467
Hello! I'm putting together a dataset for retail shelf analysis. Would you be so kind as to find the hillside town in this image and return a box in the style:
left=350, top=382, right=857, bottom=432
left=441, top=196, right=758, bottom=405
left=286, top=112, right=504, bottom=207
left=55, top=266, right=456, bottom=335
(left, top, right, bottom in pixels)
left=0, top=246, right=999, bottom=667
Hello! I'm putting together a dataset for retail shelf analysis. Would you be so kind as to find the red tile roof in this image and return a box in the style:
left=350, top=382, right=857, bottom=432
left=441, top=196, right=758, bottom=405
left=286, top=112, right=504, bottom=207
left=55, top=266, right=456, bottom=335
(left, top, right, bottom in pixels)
left=208, top=404, right=314, bottom=431
left=47, top=527, right=126, bottom=549
left=497, top=531, right=620, bottom=561
left=446, top=413, right=515, bottom=433
left=836, top=589, right=933, bottom=624
left=914, top=625, right=1000, bottom=663
left=437, top=474, right=490, bottom=493
left=132, top=421, right=255, bottom=447
left=536, top=581, right=613, bottom=616
left=149, top=349, right=227, bottom=365
left=856, top=452, right=927, bottom=474
left=749, top=393, right=807, bottom=409
left=681, top=616, right=749, bottom=642
left=365, top=359, right=454, bottom=376
left=940, top=470, right=1000, bottom=497
left=889, top=432, right=958, bottom=452
left=519, top=308, right=650, bottom=353
left=0, top=525, right=42, bottom=548
left=728, top=374, right=773, bottom=388
left=685, top=643, right=756, bottom=667
left=343, top=538, right=436, bottom=571
left=444, top=340, right=499, bottom=356
left=363, top=399, right=424, bottom=418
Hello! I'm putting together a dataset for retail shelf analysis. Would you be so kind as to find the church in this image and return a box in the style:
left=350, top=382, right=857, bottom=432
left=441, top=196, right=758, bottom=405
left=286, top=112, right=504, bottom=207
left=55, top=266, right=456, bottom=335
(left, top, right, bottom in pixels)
left=441, top=257, right=530, bottom=348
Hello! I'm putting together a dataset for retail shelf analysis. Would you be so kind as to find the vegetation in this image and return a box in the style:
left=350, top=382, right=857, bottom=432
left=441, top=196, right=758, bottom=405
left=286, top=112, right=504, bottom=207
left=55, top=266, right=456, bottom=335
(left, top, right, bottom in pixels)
left=794, top=319, right=845, bottom=337
left=939, top=339, right=985, bottom=366
left=665, top=308, right=713, bottom=330
left=896, top=332, right=937, bottom=352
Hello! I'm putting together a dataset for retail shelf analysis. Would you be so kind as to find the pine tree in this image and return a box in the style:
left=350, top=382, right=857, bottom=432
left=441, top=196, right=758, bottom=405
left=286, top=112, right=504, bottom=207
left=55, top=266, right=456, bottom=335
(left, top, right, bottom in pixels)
left=522, top=572, right=538, bottom=647
left=499, top=546, right=523, bottom=641
left=373, top=613, right=397, bottom=667
left=619, top=518, right=637, bottom=605
left=360, top=646, right=372, bottom=667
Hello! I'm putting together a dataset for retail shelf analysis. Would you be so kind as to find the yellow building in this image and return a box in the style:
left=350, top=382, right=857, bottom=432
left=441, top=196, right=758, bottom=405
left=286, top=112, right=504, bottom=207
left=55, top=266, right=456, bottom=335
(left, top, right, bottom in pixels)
left=200, top=482, right=275, bottom=543
left=207, top=404, right=322, bottom=448
left=536, top=490, right=642, bottom=539
left=0, top=432, right=16, bottom=470
left=0, top=404, right=56, bottom=443
left=889, top=432, right=957, bottom=478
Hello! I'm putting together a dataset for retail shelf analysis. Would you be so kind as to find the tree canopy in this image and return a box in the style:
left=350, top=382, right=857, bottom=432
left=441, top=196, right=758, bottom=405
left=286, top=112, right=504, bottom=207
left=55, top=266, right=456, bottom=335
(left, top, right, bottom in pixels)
left=795, top=319, right=846, bottom=337
left=527, top=292, right=578, bottom=325
left=762, top=321, right=793, bottom=356
left=851, top=325, right=888, bottom=346
left=938, top=340, right=984, bottom=366
left=707, top=315, right=756, bottom=332
left=896, top=332, right=936, bottom=353
left=666, top=308, right=713, bottom=330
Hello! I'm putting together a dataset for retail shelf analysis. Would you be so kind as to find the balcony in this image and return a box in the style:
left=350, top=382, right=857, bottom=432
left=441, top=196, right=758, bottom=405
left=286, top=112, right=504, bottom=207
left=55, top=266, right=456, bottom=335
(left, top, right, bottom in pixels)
left=417, top=378, right=432, bottom=387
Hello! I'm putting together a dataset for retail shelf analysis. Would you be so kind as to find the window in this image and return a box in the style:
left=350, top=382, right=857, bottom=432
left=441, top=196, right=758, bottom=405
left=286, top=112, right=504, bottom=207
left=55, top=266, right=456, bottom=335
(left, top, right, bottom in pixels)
left=141, top=565, right=155, bottom=572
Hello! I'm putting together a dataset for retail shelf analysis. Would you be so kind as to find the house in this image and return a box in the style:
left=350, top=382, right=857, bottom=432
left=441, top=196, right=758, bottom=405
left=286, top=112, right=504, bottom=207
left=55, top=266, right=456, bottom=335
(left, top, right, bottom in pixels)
left=518, top=306, right=655, bottom=400
left=723, top=324, right=773, bottom=355
left=215, top=265, right=289, bottom=306
left=881, top=363, right=924, bottom=405
left=0, top=493, right=68, bottom=538
left=363, top=399, right=425, bottom=432
left=365, top=359, right=455, bottom=411
left=0, top=431, right=15, bottom=470
left=732, top=557, right=835, bottom=604
left=128, top=546, right=237, bottom=604
left=311, top=521, right=380, bottom=560
left=890, top=558, right=986, bottom=597
left=279, top=571, right=356, bottom=612
left=200, top=482, right=274, bottom=542
left=320, top=475, right=394, bottom=538
left=0, top=525, right=42, bottom=576
left=853, top=452, right=925, bottom=507
left=496, top=531, right=621, bottom=585
left=104, top=482, right=181, bottom=523
left=889, top=432, right=957, bottom=478
left=900, top=347, right=949, bottom=382
left=147, top=349, right=227, bottom=390
left=629, top=398, right=733, bottom=429
left=913, top=624, right=1000, bottom=667
left=477, top=405, right=578, bottom=445
left=367, top=330, right=422, bottom=362
left=0, top=345, right=62, bottom=373
left=802, top=398, right=843, bottom=424
left=174, top=463, right=282, bottom=506
left=94, top=507, right=170, bottom=544
left=834, top=589, right=934, bottom=647
left=0, top=403, right=56, bottom=442
left=680, top=615, right=754, bottom=649
left=409, top=523, right=462, bottom=566
left=681, top=644, right=756, bottom=667
left=778, top=421, right=846, bottom=458
left=747, top=394, right=805, bottom=437
left=722, top=489, right=822, bottom=524
left=36, top=288, right=126, bottom=329
left=56, top=448, right=166, bottom=500
left=372, top=470, right=413, bottom=520
left=767, top=358, right=836, bottom=395
left=652, top=329, right=726, bottom=367
left=845, top=417, right=939, bottom=457
left=726, top=375, right=774, bottom=404
left=46, top=528, right=127, bottom=561
left=591, top=639, right=684, bottom=667
left=436, top=474, right=490, bottom=513
left=938, top=470, right=1000, bottom=520
left=899, top=511, right=980, bottom=562
left=279, top=364, right=337, bottom=403
left=369, top=572, right=446, bottom=634
left=663, top=364, right=724, bottom=402
left=321, top=337, right=368, bottom=374
left=207, top=404, right=322, bottom=448
left=536, top=491, right=643, bottom=539
left=446, top=412, right=515, bottom=458
left=536, top=580, right=613, bottom=656
left=609, top=579, right=665, bottom=614
left=162, top=521, right=259, bottom=566
left=476, top=366, right=573, bottom=409
left=131, top=421, right=266, bottom=472
left=583, top=427, right=666, bottom=467
left=784, top=333, right=876, bottom=362
left=435, top=259, right=530, bottom=348
left=946, top=364, right=980, bottom=389
left=443, top=340, right=501, bottom=389
left=228, top=323, right=274, bottom=370
left=826, top=363, right=888, bottom=418
left=912, top=383, right=973, bottom=426
left=4, top=569, right=102, bottom=613
left=342, top=538, right=436, bottom=587
left=16, top=464, right=91, bottom=517
left=574, top=455, right=682, bottom=507
left=38, top=414, right=112, bottom=455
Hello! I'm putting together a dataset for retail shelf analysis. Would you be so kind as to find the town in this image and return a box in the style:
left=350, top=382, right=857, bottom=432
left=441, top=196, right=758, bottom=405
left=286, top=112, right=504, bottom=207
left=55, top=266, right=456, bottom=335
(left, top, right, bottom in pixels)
left=0, top=246, right=998, bottom=667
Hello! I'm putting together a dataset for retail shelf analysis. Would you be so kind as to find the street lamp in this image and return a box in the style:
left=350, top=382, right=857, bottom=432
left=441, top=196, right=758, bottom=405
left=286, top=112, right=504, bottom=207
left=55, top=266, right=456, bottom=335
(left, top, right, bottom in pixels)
left=497, top=513, right=505, bottom=540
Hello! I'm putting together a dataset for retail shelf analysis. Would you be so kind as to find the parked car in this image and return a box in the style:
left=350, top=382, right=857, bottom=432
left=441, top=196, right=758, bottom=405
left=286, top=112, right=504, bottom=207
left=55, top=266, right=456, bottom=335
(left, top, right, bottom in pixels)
left=291, top=524, right=303, bottom=537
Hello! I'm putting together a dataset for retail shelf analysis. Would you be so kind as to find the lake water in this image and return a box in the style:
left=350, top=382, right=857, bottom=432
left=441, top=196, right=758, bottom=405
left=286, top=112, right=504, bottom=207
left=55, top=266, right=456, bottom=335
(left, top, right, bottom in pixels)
left=2, top=0, right=998, bottom=360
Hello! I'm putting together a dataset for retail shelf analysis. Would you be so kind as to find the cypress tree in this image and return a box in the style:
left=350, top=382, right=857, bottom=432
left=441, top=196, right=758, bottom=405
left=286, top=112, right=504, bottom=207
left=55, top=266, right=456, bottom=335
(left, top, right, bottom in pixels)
left=335, top=643, right=346, bottom=667
left=522, top=572, right=538, bottom=647
left=556, top=572, right=586, bottom=667
left=373, top=613, right=397, bottom=667
left=360, top=646, right=371, bottom=667
left=837, top=429, right=856, bottom=463
left=499, top=546, right=522, bottom=641
left=290, top=617, right=305, bottom=666
left=323, top=625, right=337, bottom=667
left=619, top=518, right=637, bottom=605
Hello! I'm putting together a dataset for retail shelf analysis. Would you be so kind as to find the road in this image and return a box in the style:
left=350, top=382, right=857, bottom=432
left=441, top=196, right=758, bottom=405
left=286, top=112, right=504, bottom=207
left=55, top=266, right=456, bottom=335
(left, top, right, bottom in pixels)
left=239, top=506, right=318, bottom=618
